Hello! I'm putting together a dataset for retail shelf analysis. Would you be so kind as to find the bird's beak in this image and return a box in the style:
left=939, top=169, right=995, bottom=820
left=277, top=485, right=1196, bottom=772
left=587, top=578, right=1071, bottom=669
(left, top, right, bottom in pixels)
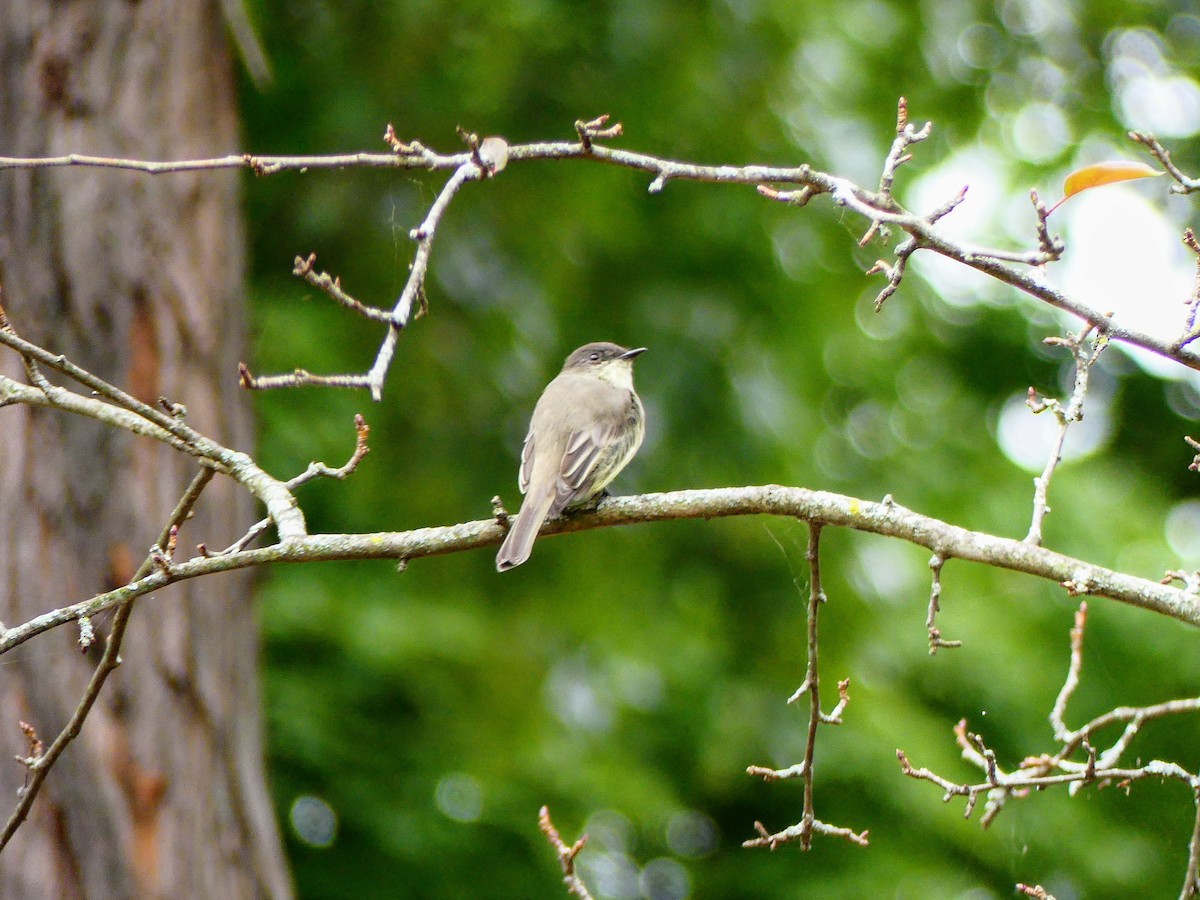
left=619, top=347, right=648, bottom=360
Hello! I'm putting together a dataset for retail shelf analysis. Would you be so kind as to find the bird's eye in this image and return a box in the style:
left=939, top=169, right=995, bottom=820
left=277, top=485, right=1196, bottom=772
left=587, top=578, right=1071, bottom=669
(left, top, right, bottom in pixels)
left=589, top=353, right=600, bottom=361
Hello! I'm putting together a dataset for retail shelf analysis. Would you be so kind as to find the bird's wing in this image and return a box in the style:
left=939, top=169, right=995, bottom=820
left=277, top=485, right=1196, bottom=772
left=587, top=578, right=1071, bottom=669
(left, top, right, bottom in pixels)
left=517, top=426, right=535, bottom=494
left=548, top=420, right=621, bottom=517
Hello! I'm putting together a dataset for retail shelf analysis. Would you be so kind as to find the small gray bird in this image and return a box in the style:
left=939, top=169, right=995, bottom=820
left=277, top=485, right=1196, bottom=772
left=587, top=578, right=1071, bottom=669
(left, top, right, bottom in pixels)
left=496, top=342, right=647, bottom=571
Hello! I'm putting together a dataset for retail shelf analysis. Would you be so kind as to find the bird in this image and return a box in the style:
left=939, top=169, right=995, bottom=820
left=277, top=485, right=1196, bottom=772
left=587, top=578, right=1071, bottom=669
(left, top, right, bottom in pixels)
left=496, top=342, right=647, bottom=571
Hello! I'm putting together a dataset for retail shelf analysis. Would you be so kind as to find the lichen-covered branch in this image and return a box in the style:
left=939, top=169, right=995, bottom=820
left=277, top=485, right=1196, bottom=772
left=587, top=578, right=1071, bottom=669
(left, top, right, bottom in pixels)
left=5, top=110, right=1200, bottom=393
left=0, top=315, right=307, bottom=542
left=3, top=484, right=1197, bottom=661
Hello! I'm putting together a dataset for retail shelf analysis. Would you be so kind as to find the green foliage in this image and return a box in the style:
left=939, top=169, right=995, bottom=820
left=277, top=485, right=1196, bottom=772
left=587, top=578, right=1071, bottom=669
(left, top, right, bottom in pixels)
left=242, top=0, right=1200, bottom=896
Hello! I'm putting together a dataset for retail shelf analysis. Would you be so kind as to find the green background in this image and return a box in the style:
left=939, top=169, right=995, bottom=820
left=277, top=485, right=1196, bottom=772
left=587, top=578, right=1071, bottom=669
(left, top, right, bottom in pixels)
left=238, top=1, right=1200, bottom=896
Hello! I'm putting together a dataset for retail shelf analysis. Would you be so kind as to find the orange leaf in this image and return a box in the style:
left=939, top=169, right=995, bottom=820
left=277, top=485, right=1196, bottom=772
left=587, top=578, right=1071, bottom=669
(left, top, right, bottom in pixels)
left=1050, top=161, right=1163, bottom=214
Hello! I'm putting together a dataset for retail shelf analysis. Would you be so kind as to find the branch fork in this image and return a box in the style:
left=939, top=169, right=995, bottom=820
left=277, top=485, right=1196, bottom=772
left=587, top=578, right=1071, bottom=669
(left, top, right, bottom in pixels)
left=899, top=601, right=1200, bottom=894
left=538, top=806, right=595, bottom=900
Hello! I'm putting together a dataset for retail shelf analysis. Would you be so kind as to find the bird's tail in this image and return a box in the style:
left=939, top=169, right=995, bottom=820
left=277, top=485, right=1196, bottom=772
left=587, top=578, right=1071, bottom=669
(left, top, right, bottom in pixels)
left=496, top=487, right=555, bottom=571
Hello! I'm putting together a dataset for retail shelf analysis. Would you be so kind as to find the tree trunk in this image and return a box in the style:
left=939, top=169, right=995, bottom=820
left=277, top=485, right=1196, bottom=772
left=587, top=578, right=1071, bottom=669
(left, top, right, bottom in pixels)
left=0, top=2, right=292, bottom=897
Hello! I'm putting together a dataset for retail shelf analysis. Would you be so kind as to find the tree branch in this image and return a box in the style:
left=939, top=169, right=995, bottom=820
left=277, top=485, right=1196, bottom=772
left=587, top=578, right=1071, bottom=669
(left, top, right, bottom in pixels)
left=0, top=467, right=215, bottom=850
left=1130, top=131, right=1200, bottom=195
left=3, top=484, right=1197, bottom=660
left=0, top=323, right=307, bottom=542
left=898, top=600, right=1200, bottom=897
left=6, top=113, right=1200, bottom=395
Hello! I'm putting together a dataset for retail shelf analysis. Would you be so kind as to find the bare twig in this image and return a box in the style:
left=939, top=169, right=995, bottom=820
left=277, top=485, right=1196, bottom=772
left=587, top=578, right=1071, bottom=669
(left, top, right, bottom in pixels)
left=292, top=254, right=394, bottom=323
left=867, top=237, right=917, bottom=311
left=744, top=525, right=865, bottom=851
left=742, top=817, right=869, bottom=850
left=16, top=722, right=43, bottom=767
left=876, top=96, right=932, bottom=201
left=238, top=363, right=373, bottom=392
left=746, top=762, right=808, bottom=781
left=1016, top=884, right=1057, bottom=900
left=240, top=133, right=507, bottom=398
left=538, top=806, right=594, bottom=900
left=1186, top=436, right=1200, bottom=474
left=1029, top=189, right=1064, bottom=259
left=1025, top=324, right=1107, bottom=546
left=364, top=160, right=482, bottom=400
left=1050, top=603, right=1087, bottom=739
left=219, top=414, right=371, bottom=555
left=0, top=467, right=215, bottom=851
left=927, top=184, right=970, bottom=225
left=926, top=554, right=961, bottom=653
left=1184, top=789, right=1200, bottom=900
left=0, top=316, right=202, bottom=448
left=899, top=600, right=1200, bottom=896
left=758, top=184, right=817, bottom=207
left=823, top=678, right=851, bottom=725
left=1177, top=229, right=1200, bottom=351
left=0, top=147, right=468, bottom=176
left=1130, top=131, right=1200, bottom=194
left=900, top=727, right=1200, bottom=820
left=0, top=313, right=307, bottom=542
left=0, top=291, right=53, bottom=392
left=797, top=523, right=827, bottom=848
left=858, top=99, right=949, bottom=308
left=575, top=113, right=623, bottom=152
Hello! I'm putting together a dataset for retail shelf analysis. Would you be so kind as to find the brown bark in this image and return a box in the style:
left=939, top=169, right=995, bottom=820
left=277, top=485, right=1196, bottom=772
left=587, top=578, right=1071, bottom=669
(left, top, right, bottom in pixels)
left=0, top=2, right=291, bottom=898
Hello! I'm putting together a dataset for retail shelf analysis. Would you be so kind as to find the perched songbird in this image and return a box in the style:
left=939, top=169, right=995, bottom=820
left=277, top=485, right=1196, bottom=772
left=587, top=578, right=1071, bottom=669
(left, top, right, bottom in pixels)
left=496, top=342, right=647, bottom=571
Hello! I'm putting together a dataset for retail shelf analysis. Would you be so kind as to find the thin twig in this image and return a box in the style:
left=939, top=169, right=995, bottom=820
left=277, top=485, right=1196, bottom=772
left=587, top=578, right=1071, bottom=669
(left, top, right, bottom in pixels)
left=0, top=292, right=53, bottom=392
left=365, top=159, right=483, bottom=400
left=742, top=817, right=869, bottom=850
left=798, top=524, right=825, bottom=848
left=0, top=467, right=215, bottom=850
left=876, top=96, right=932, bottom=201
left=926, top=554, right=961, bottom=653
left=744, top=525, right=865, bottom=850
left=1016, top=883, right=1057, bottom=899
left=1183, top=789, right=1200, bottom=900
left=538, top=806, right=595, bottom=900
left=1130, top=131, right=1200, bottom=194
left=1176, top=229, right=1200, bottom=351
left=1029, top=189, right=1064, bottom=258
left=1050, top=603, right=1087, bottom=739
left=0, top=317, right=307, bottom=541
left=0, top=320, right=199, bottom=447
left=899, top=599, right=1200, bottom=896
left=1025, top=324, right=1107, bottom=545
left=867, top=238, right=917, bottom=311
left=238, top=364, right=372, bottom=392
left=0, top=148, right=467, bottom=175
left=292, top=254, right=394, bottom=323
left=218, top=414, right=370, bottom=554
